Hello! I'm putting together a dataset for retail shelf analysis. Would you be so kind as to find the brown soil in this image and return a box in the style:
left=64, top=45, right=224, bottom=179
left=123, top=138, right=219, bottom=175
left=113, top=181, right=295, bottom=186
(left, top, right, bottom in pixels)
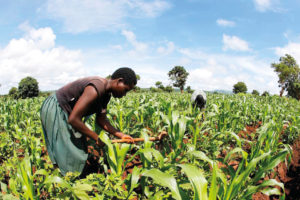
left=23, top=125, right=300, bottom=199
left=217, top=122, right=300, bottom=200
left=252, top=136, right=300, bottom=200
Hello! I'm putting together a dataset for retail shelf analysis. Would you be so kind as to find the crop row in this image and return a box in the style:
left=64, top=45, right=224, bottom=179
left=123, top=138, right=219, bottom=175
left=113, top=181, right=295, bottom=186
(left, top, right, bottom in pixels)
left=0, top=92, right=299, bottom=199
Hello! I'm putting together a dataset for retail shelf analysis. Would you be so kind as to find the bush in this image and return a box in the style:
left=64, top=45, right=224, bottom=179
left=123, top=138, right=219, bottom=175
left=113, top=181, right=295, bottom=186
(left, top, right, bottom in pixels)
left=18, top=76, right=39, bottom=99
left=8, top=87, right=19, bottom=99
left=186, top=86, right=194, bottom=93
left=164, top=86, right=173, bottom=93
left=233, top=82, right=247, bottom=94
left=252, top=90, right=260, bottom=96
left=261, top=91, right=270, bottom=96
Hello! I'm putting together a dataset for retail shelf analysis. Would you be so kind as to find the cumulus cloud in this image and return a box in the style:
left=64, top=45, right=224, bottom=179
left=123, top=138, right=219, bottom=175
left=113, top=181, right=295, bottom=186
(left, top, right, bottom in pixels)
left=43, top=0, right=171, bottom=33
left=157, top=41, right=175, bottom=55
left=274, top=42, right=300, bottom=64
left=126, top=0, right=172, bottom=18
left=179, top=48, right=279, bottom=94
left=253, top=0, right=282, bottom=12
left=1, top=24, right=281, bottom=95
left=222, top=34, right=251, bottom=51
left=216, top=19, right=235, bottom=27
left=254, top=0, right=272, bottom=11
left=121, top=30, right=148, bottom=52
left=0, top=25, right=87, bottom=94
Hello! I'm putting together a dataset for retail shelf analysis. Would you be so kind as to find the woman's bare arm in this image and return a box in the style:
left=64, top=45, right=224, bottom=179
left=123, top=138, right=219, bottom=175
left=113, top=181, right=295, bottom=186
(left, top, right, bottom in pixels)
left=67, top=85, right=99, bottom=141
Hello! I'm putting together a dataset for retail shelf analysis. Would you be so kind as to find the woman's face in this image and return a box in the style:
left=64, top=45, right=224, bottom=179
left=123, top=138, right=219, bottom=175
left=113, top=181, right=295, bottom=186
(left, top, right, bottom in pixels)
left=111, top=79, right=134, bottom=98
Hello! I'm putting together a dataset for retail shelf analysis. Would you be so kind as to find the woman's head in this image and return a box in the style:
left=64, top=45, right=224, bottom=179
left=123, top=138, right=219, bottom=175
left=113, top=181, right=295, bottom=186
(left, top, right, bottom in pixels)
left=111, top=67, right=137, bottom=86
left=109, top=67, right=137, bottom=98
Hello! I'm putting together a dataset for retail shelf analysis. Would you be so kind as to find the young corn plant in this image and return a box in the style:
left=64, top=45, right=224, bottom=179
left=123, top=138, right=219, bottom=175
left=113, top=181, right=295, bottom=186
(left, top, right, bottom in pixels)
left=162, top=111, right=189, bottom=163
left=99, top=131, right=132, bottom=176
left=141, top=162, right=219, bottom=200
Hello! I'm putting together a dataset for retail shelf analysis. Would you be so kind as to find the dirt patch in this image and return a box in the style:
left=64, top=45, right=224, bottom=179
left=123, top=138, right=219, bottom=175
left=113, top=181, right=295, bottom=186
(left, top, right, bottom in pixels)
left=279, top=139, right=300, bottom=200
left=39, top=127, right=300, bottom=199
left=252, top=138, right=300, bottom=200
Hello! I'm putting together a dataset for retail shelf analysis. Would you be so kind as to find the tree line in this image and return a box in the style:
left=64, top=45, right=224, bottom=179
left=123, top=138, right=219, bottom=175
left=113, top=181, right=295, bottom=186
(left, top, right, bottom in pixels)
left=3, top=54, right=300, bottom=100
left=232, top=54, right=299, bottom=99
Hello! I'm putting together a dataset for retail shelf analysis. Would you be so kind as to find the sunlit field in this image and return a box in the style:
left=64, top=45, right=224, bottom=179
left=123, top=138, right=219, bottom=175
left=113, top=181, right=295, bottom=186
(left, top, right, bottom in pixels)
left=0, top=92, right=299, bottom=199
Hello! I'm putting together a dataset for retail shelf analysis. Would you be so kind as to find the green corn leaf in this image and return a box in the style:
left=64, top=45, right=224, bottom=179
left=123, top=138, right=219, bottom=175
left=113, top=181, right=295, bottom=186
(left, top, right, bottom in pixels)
left=224, top=147, right=248, bottom=163
left=73, top=190, right=90, bottom=200
left=228, top=132, right=242, bottom=148
left=261, top=188, right=282, bottom=196
left=252, top=147, right=289, bottom=183
left=116, top=143, right=131, bottom=175
left=44, top=176, right=70, bottom=189
left=127, top=167, right=142, bottom=199
left=177, top=164, right=208, bottom=200
left=143, top=168, right=182, bottom=200
left=188, top=151, right=214, bottom=167
left=224, top=151, right=271, bottom=200
left=73, top=183, right=93, bottom=191
left=208, top=162, right=218, bottom=200
left=243, top=179, right=284, bottom=198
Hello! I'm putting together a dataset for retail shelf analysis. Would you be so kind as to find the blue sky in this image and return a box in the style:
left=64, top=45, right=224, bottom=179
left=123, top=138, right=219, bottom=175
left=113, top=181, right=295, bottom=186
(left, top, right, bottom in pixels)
left=1, top=0, right=300, bottom=95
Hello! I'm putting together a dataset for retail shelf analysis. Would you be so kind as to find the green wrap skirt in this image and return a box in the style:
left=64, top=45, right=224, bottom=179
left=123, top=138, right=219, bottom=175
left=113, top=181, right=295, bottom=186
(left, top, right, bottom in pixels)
left=40, top=94, right=88, bottom=176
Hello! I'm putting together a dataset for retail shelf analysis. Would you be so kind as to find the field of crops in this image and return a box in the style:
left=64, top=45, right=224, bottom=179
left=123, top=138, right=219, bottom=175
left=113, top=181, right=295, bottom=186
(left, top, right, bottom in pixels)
left=0, top=92, right=299, bottom=200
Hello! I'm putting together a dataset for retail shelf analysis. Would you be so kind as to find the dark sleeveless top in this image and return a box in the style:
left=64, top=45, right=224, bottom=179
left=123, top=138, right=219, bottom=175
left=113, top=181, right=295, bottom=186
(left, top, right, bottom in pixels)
left=56, top=76, right=111, bottom=116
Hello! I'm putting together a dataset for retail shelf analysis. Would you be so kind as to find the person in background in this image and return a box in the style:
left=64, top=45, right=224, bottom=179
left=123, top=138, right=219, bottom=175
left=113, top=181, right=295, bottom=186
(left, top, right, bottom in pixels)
left=40, top=67, right=136, bottom=177
left=191, top=89, right=207, bottom=109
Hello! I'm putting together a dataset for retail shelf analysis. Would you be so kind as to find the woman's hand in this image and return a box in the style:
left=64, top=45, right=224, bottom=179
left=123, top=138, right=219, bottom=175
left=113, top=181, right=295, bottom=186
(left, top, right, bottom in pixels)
left=121, top=134, right=135, bottom=143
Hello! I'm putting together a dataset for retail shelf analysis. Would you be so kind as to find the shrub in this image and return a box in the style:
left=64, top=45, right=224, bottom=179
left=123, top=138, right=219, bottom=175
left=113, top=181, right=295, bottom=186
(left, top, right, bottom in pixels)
left=262, top=91, right=270, bottom=96
left=8, top=87, right=19, bottom=99
left=164, top=85, right=173, bottom=93
left=252, top=90, right=260, bottom=96
left=233, top=82, right=247, bottom=94
left=18, top=76, right=39, bottom=99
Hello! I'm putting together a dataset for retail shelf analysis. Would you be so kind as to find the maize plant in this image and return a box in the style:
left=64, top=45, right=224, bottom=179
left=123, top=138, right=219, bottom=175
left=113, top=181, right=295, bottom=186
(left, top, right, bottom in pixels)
left=0, top=92, right=299, bottom=199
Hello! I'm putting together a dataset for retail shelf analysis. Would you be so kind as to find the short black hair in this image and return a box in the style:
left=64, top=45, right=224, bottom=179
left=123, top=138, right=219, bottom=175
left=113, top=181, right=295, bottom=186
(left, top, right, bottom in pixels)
left=111, top=67, right=137, bottom=86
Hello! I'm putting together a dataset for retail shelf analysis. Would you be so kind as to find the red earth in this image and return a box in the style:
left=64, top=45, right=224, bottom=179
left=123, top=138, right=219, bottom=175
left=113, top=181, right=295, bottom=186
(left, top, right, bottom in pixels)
left=82, top=123, right=300, bottom=200
left=9, top=122, right=297, bottom=199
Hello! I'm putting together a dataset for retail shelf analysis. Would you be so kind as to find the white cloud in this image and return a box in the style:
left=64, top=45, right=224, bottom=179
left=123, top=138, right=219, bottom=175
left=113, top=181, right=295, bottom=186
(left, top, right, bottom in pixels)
left=43, top=0, right=171, bottom=33
left=121, top=30, right=148, bottom=56
left=253, top=0, right=282, bottom=12
left=157, top=41, right=175, bottom=55
left=180, top=48, right=279, bottom=94
left=126, top=0, right=171, bottom=18
left=216, top=19, right=235, bottom=27
left=0, top=25, right=87, bottom=94
left=222, top=34, right=251, bottom=52
left=0, top=24, right=281, bottom=95
left=254, top=0, right=272, bottom=11
left=274, top=42, right=300, bottom=64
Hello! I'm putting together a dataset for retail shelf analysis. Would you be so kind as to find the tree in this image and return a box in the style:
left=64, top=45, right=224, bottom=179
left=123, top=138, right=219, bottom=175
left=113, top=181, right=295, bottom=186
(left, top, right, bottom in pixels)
left=9, top=87, right=19, bottom=99
left=168, top=66, right=189, bottom=93
left=262, top=91, right=270, bottom=96
left=164, top=85, right=173, bottom=93
left=271, top=54, right=300, bottom=99
left=136, top=74, right=140, bottom=81
left=150, top=87, right=161, bottom=92
left=287, top=82, right=300, bottom=100
left=18, top=76, right=39, bottom=98
left=186, top=86, right=194, bottom=93
left=133, top=74, right=141, bottom=91
left=252, top=90, right=259, bottom=96
left=155, top=81, right=164, bottom=90
left=233, top=82, right=247, bottom=94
